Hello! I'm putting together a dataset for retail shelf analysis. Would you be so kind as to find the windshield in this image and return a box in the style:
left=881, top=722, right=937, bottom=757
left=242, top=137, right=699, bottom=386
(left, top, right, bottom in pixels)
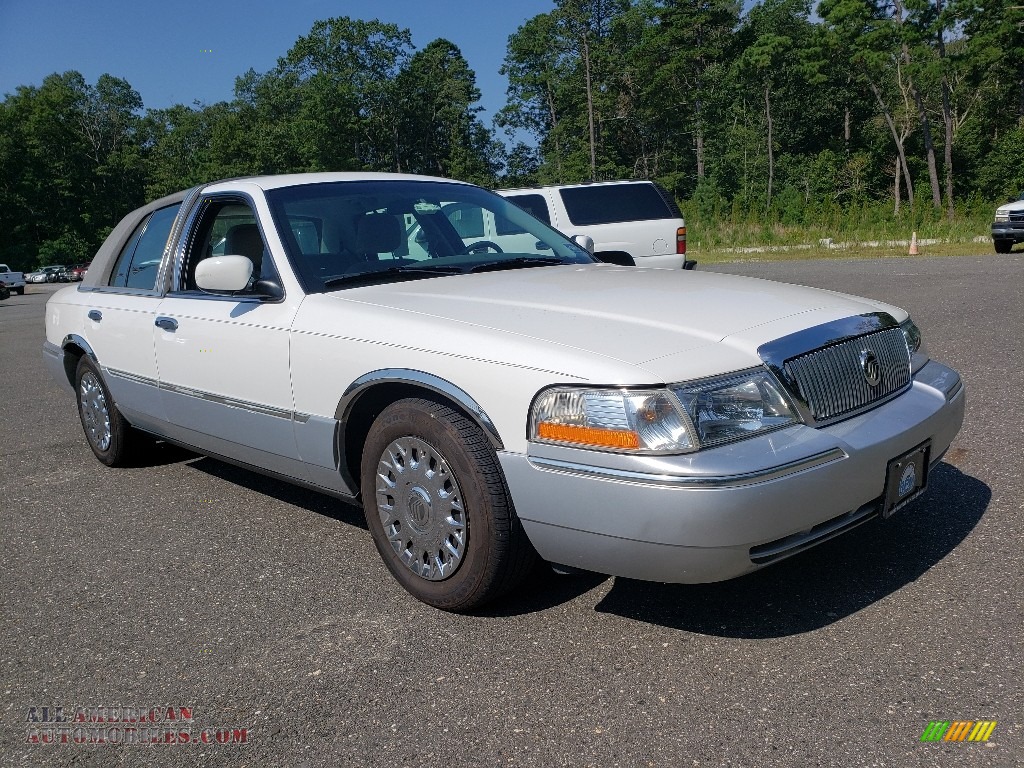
left=265, top=180, right=595, bottom=293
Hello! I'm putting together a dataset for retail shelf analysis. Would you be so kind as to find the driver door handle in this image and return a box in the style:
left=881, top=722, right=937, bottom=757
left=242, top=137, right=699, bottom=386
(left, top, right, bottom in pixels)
left=155, top=316, right=178, bottom=332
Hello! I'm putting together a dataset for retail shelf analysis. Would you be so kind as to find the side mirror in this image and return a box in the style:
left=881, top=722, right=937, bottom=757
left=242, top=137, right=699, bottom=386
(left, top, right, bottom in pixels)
left=195, top=256, right=253, bottom=292
left=571, top=234, right=595, bottom=255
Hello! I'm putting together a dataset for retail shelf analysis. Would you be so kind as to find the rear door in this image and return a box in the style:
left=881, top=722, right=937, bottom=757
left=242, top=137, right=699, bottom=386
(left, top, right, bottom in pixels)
left=79, top=202, right=181, bottom=426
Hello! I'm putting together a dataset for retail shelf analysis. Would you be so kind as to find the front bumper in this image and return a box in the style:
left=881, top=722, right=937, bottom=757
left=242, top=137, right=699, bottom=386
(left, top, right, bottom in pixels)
left=499, top=360, right=965, bottom=584
left=992, top=221, right=1024, bottom=242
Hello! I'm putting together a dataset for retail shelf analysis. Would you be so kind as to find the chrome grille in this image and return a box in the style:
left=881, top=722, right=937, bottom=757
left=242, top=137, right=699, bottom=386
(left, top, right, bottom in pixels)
left=784, top=328, right=910, bottom=422
left=1009, top=211, right=1024, bottom=222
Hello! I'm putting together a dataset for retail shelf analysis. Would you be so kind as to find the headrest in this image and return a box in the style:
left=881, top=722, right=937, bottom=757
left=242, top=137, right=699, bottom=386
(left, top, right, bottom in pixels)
left=354, top=214, right=402, bottom=255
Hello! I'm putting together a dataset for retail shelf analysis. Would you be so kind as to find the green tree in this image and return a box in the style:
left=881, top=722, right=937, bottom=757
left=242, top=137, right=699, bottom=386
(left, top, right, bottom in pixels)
left=394, top=39, right=500, bottom=183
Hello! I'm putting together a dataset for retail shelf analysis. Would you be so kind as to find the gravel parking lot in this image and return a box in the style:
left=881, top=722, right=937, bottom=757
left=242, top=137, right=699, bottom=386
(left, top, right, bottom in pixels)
left=2, top=254, right=1021, bottom=767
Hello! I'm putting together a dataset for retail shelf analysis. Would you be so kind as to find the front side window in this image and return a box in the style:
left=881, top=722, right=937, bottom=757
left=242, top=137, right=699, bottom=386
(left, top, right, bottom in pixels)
left=109, top=204, right=180, bottom=289
left=178, top=199, right=279, bottom=292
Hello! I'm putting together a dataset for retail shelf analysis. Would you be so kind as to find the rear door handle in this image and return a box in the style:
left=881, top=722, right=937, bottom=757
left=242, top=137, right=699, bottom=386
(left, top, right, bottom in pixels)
left=87, top=309, right=102, bottom=322
left=155, top=316, right=178, bottom=332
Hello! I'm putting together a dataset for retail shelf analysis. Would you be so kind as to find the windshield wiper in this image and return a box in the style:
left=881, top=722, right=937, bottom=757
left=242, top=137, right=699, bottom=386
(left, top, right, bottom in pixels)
left=467, top=257, right=566, bottom=274
left=323, top=265, right=463, bottom=290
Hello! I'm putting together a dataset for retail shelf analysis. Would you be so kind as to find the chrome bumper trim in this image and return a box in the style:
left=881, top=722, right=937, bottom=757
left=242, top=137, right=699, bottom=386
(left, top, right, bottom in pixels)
left=528, top=447, right=847, bottom=489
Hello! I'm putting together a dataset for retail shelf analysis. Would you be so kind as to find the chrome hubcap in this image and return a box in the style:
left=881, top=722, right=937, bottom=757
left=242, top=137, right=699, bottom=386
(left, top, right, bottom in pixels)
left=375, top=437, right=467, bottom=581
left=79, top=372, right=111, bottom=451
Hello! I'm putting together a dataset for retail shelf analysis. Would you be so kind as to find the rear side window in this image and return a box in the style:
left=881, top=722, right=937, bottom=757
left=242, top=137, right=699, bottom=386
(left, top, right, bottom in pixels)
left=504, top=194, right=550, bottom=225
left=559, top=184, right=674, bottom=226
left=109, top=204, right=180, bottom=289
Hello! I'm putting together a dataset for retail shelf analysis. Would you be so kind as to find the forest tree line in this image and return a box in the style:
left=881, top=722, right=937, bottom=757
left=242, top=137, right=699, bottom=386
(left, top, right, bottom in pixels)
left=1, top=1, right=1022, bottom=269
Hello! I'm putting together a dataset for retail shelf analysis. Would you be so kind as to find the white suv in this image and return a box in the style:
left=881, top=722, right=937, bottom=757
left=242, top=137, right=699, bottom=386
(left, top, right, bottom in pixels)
left=496, top=181, right=693, bottom=269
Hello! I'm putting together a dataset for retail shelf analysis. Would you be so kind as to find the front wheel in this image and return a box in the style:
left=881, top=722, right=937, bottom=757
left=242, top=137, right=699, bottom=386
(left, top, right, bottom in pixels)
left=993, top=239, right=1012, bottom=254
left=360, top=398, right=535, bottom=611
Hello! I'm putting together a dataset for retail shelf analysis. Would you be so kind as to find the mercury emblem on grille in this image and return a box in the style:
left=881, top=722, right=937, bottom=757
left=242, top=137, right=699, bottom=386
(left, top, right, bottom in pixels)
left=860, top=349, right=881, bottom=387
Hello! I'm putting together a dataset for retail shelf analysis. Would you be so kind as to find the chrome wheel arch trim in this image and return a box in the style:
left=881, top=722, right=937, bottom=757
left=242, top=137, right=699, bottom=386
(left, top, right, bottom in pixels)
left=337, top=369, right=504, bottom=451
left=61, top=333, right=98, bottom=362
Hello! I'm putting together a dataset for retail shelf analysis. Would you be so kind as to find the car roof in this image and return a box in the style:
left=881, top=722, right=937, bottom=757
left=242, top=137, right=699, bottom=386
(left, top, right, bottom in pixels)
left=202, top=172, right=471, bottom=194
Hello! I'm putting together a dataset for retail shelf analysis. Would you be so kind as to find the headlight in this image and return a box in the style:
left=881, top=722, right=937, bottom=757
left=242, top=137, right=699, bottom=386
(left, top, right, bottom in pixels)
left=529, top=369, right=800, bottom=454
left=670, top=370, right=799, bottom=449
left=529, top=387, right=695, bottom=453
left=995, top=211, right=1010, bottom=222
left=900, top=317, right=929, bottom=373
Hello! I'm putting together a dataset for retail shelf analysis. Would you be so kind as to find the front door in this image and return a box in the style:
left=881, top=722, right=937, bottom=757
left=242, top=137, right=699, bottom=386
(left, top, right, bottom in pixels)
left=153, top=195, right=301, bottom=469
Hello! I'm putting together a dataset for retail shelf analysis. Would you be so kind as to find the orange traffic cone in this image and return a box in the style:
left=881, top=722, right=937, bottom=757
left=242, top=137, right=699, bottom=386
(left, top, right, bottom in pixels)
left=909, top=231, right=919, bottom=255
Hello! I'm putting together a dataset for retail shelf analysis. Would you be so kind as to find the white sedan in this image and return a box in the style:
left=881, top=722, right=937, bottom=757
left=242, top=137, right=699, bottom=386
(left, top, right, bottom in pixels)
left=43, top=173, right=965, bottom=610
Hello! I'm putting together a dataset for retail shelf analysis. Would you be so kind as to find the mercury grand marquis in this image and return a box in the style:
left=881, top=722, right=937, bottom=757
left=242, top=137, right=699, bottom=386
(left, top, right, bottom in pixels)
left=43, top=173, right=965, bottom=611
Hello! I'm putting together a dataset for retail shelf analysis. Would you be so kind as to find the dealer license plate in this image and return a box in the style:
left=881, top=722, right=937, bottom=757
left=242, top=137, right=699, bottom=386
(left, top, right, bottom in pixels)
left=882, top=441, right=931, bottom=518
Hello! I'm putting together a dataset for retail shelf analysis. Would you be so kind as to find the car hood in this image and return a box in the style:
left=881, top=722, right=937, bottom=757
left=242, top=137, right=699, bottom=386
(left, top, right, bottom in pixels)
left=325, top=264, right=901, bottom=380
left=996, top=198, right=1024, bottom=214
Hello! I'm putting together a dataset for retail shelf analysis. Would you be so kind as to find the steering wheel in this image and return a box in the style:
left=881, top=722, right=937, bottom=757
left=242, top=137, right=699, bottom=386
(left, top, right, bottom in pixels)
left=464, top=240, right=504, bottom=254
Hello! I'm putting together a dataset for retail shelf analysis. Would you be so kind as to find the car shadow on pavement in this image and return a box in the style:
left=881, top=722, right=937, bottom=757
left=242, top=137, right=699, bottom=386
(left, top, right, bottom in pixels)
left=184, top=455, right=369, bottom=530
left=591, top=463, right=990, bottom=637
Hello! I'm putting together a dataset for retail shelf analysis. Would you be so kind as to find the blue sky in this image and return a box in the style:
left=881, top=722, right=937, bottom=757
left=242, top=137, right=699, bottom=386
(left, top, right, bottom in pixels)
left=0, top=0, right=556, bottom=126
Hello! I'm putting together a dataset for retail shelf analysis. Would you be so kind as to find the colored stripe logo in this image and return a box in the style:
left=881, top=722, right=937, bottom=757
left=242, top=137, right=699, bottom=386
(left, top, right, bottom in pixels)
left=920, top=721, right=997, bottom=742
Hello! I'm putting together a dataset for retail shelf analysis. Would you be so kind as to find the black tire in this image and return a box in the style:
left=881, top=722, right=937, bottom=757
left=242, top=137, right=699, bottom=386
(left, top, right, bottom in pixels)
left=994, top=239, right=1012, bottom=254
left=15, top=286, right=24, bottom=295
left=75, top=356, right=146, bottom=467
left=360, top=398, right=536, bottom=611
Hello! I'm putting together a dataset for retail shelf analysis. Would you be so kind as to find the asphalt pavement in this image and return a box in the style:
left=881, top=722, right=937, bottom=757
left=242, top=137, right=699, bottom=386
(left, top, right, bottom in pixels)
left=2, top=254, right=1021, bottom=767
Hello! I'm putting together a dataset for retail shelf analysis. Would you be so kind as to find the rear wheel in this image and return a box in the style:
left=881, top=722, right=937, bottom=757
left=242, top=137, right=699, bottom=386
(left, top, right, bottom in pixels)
left=360, top=398, right=535, bottom=611
left=994, top=239, right=1012, bottom=254
left=75, top=356, right=146, bottom=467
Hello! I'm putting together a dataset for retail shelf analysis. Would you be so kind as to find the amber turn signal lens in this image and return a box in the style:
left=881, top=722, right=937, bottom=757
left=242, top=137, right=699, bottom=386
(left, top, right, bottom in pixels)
left=536, top=422, right=641, bottom=450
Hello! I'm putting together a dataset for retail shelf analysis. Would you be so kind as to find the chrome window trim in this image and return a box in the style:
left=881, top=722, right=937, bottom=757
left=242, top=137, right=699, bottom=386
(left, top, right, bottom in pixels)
left=76, top=285, right=163, bottom=297
left=338, top=368, right=504, bottom=450
left=157, top=186, right=204, bottom=293
left=528, top=447, right=847, bottom=489
left=757, top=312, right=908, bottom=426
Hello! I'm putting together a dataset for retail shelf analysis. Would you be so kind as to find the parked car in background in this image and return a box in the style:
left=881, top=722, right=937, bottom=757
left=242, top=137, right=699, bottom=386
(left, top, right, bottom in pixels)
left=992, top=193, right=1024, bottom=253
left=0, top=263, right=26, bottom=295
left=496, top=180, right=692, bottom=269
left=44, top=172, right=964, bottom=611
left=59, top=263, right=91, bottom=282
left=26, top=265, right=65, bottom=283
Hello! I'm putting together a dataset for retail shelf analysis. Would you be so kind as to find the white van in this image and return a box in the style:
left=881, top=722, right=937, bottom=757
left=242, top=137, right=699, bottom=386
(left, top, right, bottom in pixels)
left=496, top=181, right=692, bottom=269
